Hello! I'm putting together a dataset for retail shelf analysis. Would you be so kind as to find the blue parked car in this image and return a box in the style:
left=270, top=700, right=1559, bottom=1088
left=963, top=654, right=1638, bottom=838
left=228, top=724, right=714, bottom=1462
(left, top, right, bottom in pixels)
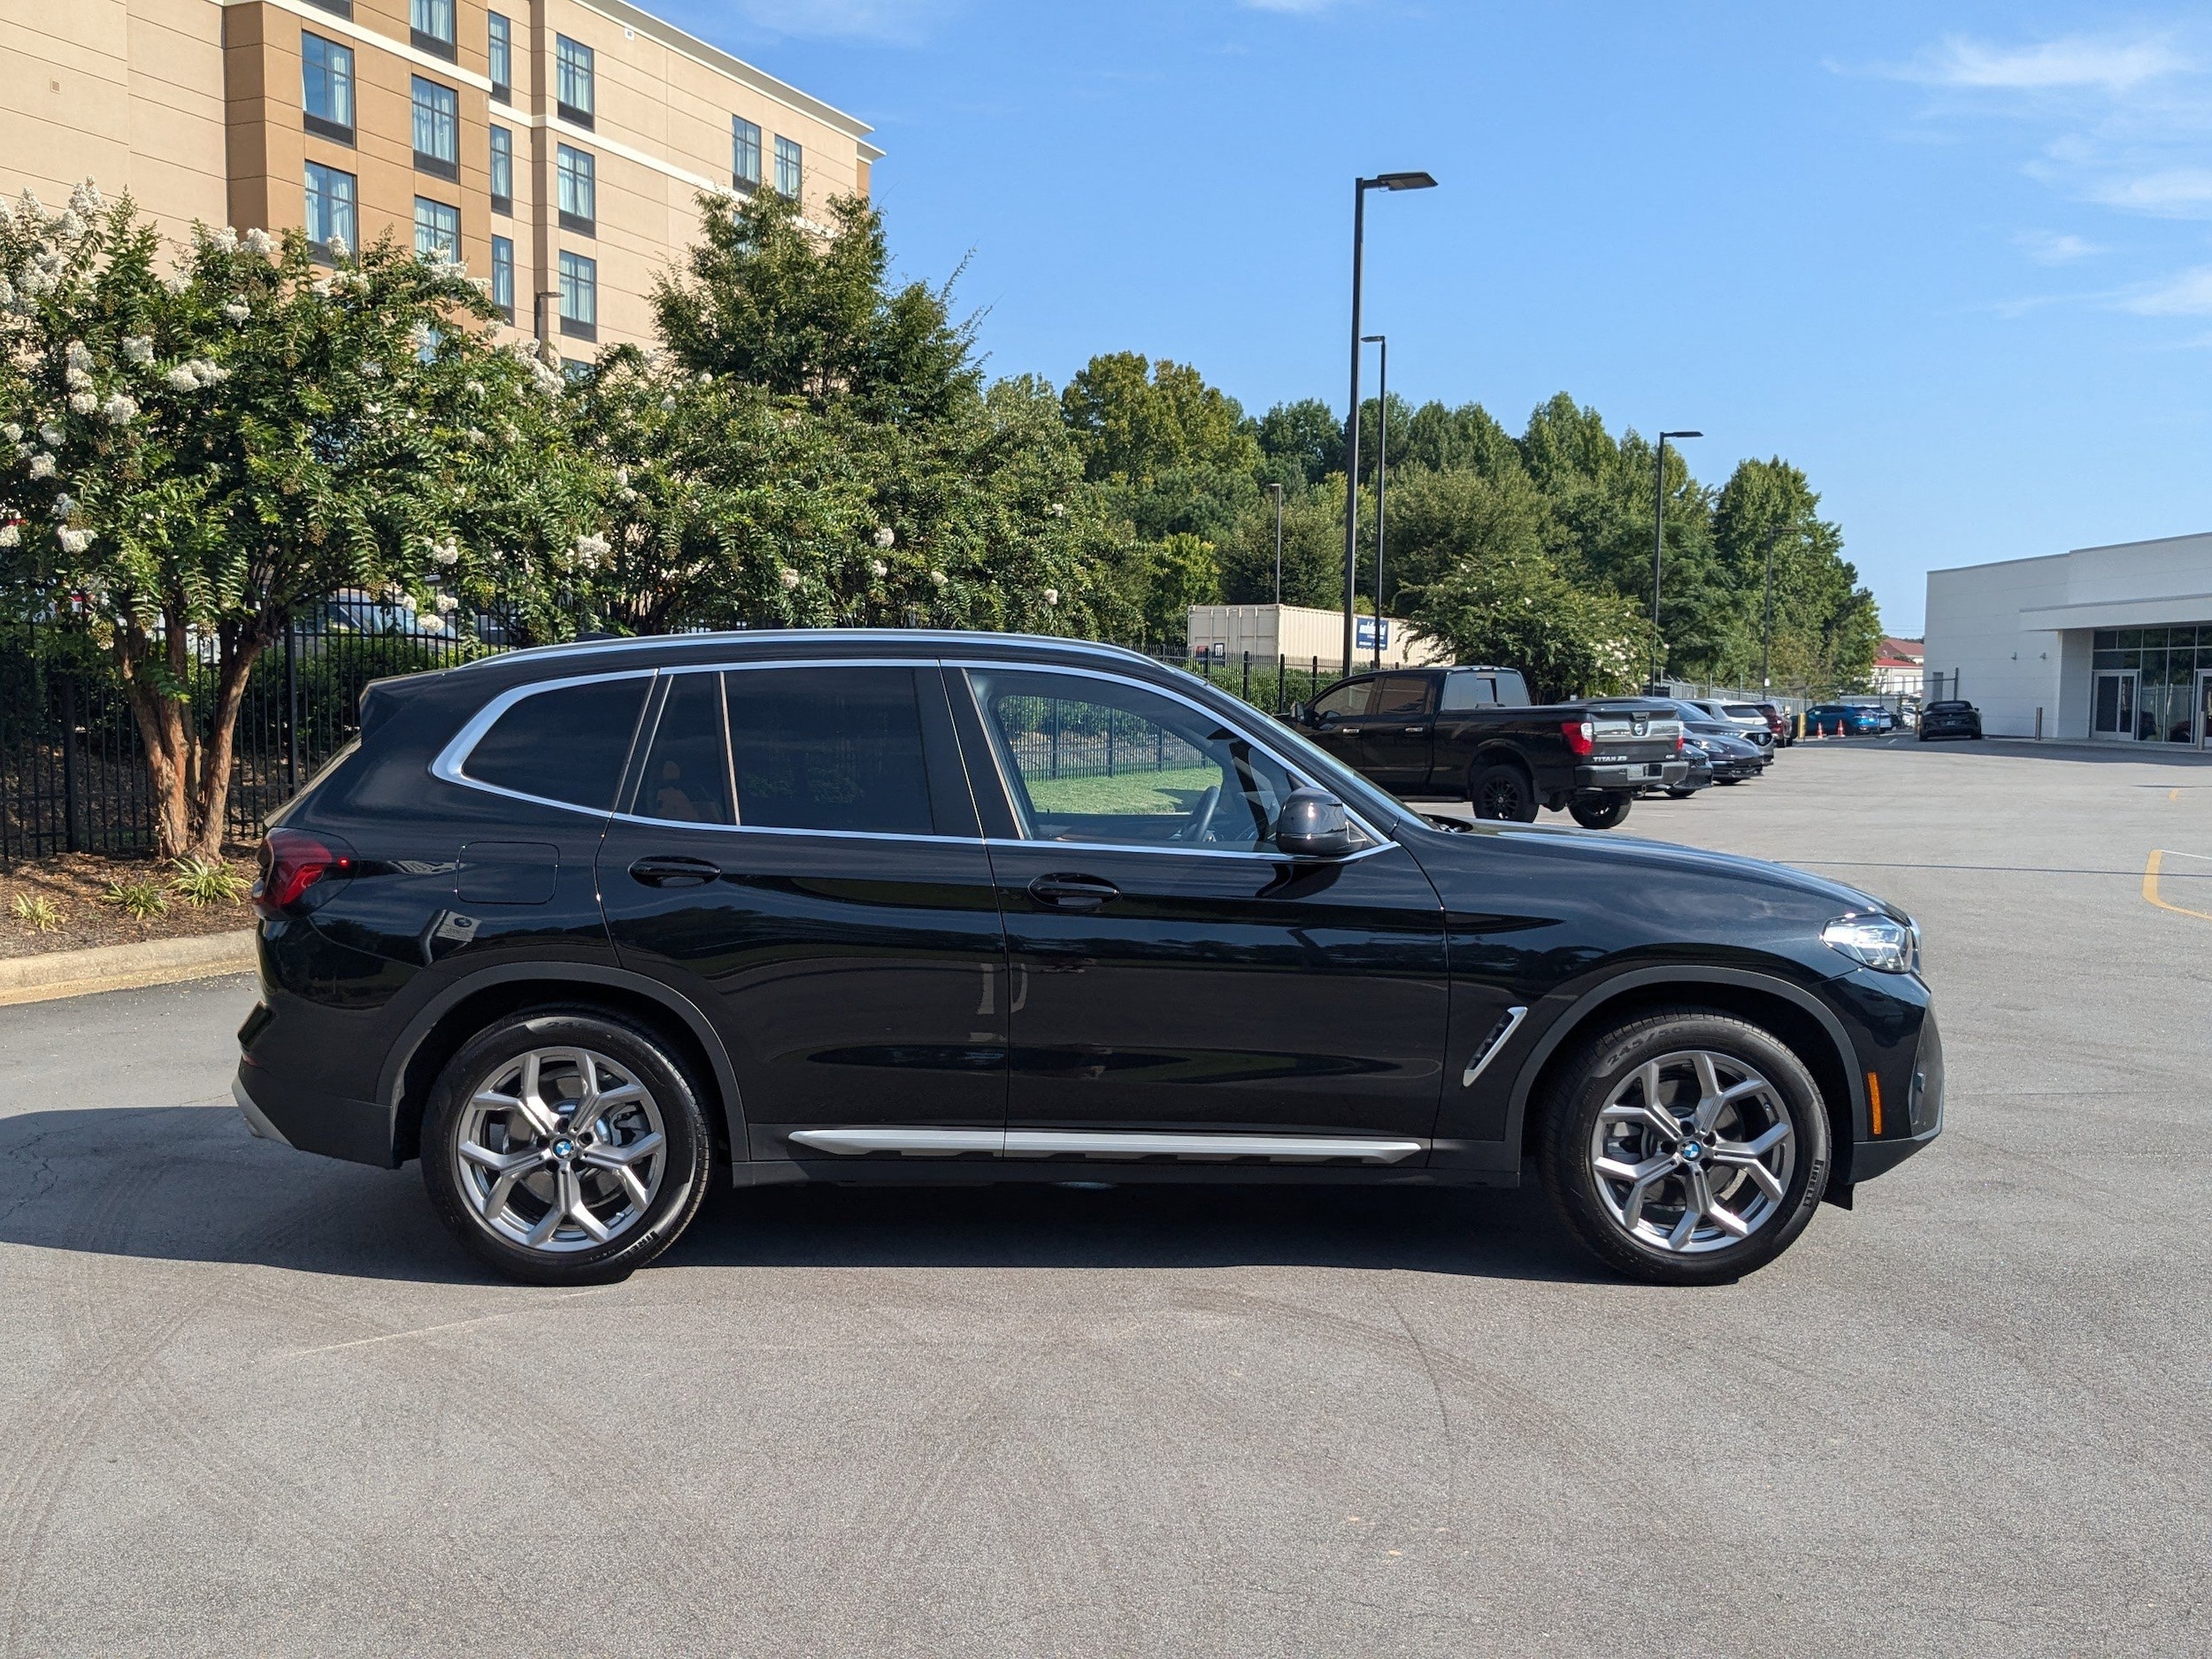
left=1806, top=703, right=1885, bottom=736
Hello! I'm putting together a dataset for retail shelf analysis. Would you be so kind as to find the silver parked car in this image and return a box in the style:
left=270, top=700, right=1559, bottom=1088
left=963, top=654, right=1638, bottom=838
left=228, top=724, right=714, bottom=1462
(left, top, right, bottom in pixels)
left=1685, top=700, right=1776, bottom=753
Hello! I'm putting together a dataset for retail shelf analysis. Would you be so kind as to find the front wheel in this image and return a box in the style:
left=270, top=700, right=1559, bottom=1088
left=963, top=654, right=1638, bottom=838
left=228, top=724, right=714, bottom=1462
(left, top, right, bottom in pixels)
left=421, top=1010, right=713, bottom=1285
left=1534, top=1009, right=1831, bottom=1285
left=1471, top=762, right=1540, bottom=823
left=1567, top=793, right=1633, bottom=830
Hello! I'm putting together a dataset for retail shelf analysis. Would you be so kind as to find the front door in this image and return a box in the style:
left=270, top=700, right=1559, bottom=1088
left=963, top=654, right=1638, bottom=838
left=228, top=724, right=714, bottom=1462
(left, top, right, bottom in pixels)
left=958, top=664, right=1449, bottom=1150
left=598, top=662, right=1008, bottom=1158
left=2199, top=671, right=2212, bottom=749
left=2092, top=670, right=2139, bottom=741
left=1356, top=672, right=1440, bottom=793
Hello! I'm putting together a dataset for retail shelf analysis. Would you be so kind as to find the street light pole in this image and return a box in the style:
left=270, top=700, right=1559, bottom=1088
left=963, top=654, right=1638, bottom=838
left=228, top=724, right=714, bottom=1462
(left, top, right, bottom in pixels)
left=1269, top=482, right=1286, bottom=607
left=1648, top=428, right=1701, bottom=692
left=1340, top=171, right=1435, bottom=676
left=1363, top=334, right=1387, bottom=669
left=1761, top=523, right=1792, bottom=694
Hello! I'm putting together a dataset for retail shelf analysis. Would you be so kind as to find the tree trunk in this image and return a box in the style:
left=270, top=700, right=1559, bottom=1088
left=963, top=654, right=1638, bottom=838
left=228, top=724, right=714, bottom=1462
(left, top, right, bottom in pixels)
left=187, top=625, right=264, bottom=864
left=117, top=617, right=194, bottom=862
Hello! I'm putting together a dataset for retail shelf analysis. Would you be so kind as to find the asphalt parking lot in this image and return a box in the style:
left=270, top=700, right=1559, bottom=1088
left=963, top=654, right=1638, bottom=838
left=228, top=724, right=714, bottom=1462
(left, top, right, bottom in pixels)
left=3, top=736, right=2209, bottom=1657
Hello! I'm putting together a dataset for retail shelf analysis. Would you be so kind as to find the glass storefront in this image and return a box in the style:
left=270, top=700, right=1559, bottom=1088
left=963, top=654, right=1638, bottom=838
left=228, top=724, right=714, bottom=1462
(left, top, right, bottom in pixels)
left=2091, top=627, right=2212, bottom=744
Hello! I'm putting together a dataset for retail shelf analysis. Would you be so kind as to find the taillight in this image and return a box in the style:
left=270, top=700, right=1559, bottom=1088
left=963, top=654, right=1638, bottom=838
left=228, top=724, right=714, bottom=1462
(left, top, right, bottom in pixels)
left=253, top=827, right=357, bottom=917
left=1676, top=732, right=1686, bottom=751
left=1562, top=718, right=1595, bottom=757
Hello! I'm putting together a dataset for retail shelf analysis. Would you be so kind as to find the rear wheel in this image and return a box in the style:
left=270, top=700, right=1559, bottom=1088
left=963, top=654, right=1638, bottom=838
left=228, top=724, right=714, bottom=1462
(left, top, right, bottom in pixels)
left=1471, top=762, right=1540, bottom=823
left=1567, top=793, right=1633, bottom=830
left=1535, top=1009, right=1831, bottom=1285
left=421, top=1010, right=712, bottom=1285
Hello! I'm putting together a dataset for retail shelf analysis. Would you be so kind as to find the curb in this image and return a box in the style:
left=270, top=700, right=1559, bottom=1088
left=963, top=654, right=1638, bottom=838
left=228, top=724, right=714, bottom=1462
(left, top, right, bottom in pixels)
left=0, top=929, right=257, bottom=1009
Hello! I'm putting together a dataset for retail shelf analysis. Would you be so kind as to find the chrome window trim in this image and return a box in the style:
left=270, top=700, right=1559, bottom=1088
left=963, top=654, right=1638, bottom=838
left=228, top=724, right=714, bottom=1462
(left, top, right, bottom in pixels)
left=957, top=657, right=1398, bottom=852
left=431, top=667, right=657, bottom=818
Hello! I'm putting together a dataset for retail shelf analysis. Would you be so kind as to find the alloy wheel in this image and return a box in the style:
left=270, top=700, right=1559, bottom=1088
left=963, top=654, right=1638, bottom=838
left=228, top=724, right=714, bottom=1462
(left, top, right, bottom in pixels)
left=1586, top=1048, right=1795, bottom=1255
left=454, top=1046, right=667, bottom=1254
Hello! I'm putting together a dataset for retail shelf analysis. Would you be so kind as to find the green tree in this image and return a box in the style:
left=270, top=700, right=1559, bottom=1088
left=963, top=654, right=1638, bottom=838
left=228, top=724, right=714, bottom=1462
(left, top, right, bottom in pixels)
left=1408, top=549, right=1653, bottom=703
left=0, top=185, right=570, bottom=858
left=1255, top=397, right=1340, bottom=487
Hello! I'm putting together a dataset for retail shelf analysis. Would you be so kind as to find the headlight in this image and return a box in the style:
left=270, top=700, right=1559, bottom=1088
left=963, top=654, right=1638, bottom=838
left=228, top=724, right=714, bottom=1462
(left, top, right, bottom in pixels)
left=1822, top=913, right=1917, bottom=973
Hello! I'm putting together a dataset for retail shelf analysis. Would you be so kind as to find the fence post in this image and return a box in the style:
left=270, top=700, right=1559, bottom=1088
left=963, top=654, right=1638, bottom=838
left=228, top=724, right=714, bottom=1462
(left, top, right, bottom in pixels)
left=284, top=618, right=300, bottom=795
left=1049, top=696, right=1061, bottom=780
left=60, top=671, right=82, bottom=854
left=1241, top=650, right=1250, bottom=705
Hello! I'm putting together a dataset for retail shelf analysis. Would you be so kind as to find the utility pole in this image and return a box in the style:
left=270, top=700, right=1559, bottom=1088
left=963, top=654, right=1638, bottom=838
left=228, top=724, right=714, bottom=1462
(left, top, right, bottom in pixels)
left=1649, top=428, right=1701, bottom=691
left=1269, top=482, right=1286, bottom=607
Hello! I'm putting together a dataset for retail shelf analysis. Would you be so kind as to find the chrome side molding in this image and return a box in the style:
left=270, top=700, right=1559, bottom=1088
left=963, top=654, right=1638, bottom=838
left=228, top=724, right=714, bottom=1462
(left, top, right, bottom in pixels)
left=786, top=1127, right=1425, bottom=1164
left=1461, top=1006, right=1529, bottom=1089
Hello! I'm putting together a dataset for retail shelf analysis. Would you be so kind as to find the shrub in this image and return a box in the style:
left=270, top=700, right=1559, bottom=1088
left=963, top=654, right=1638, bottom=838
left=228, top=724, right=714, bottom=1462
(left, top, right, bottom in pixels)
left=102, top=877, right=170, bottom=920
left=172, top=856, right=249, bottom=907
left=11, top=893, right=64, bottom=933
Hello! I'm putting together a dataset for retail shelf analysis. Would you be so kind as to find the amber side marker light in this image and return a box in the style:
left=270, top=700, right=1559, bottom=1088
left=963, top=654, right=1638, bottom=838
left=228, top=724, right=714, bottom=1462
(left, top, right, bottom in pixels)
left=1867, top=1071, right=1885, bottom=1136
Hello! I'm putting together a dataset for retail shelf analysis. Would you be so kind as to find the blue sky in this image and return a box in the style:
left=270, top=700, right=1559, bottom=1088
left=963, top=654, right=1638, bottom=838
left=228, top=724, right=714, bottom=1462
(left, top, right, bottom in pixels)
left=653, top=1, right=2212, bottom=635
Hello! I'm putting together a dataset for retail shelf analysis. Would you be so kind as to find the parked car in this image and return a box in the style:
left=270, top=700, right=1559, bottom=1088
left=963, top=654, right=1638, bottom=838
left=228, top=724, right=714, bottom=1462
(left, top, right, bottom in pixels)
left=234, top=630, right=1940, bottom=1288
left=1685, top=700, right=1778, bottom=755
left=1645, top=743, right=1713, bottom=799
left=1753, top=703, right=1793, bottom=748
left=1805, top=703, right=1885, bottom=737
left=1918, top=700, right=1984, bottom=741
left=1682, top=726, right=1769, bottom=786
left=1284, top=665, right=1686, bottom=831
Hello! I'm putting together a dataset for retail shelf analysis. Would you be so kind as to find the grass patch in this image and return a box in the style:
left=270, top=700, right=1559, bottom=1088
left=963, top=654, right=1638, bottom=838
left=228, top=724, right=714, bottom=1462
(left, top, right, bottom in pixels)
left=102, top=876, right=170, bottom=921
left=1025, top=764, right=1220, bottom=818
left=11, top=893, right=63, bottom=933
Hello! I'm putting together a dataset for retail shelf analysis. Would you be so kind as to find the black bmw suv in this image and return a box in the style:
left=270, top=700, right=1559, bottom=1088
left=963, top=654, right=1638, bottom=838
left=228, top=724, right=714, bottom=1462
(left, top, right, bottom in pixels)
left=234, top=631, right=1942, bottom=1286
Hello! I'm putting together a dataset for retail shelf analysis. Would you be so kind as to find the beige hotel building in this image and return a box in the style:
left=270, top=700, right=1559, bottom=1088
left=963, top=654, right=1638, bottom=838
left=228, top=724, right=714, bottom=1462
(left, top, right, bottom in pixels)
left=1, top=0, right=883, bottom=357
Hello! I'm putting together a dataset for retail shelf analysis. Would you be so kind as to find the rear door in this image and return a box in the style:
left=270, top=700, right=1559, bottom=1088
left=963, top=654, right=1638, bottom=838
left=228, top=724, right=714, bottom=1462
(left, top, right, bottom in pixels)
left=1356, top=672, right=1440, bottom=792
left=597, top=661, right=1008, bottom=1160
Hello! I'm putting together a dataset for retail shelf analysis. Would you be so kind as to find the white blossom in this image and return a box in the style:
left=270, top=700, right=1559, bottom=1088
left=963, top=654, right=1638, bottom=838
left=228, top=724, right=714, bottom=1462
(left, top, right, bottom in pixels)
left=0, top=278, right=13, bottom=309
left=69, top=179, right=104, bottom=218
left=431, top=535, right=460, bottom=566
left=193, top=359, right=227, bottom=384
left=310, top=277, right=333, bottom=298
left=55, top=211, right=86, bottom=242
left=58, top=527, right=92, bottom=554
left=161, top=273, right=189, bottom=296
left=65, top=366, right=92, bottom=390
left=121, top=335, right=154, bottom=365
left=68, top=391, right=98, bottom=415
left=0, top=524, right=17, bottom=547
left=0, top=425, right=18, bottom=444
left=327, top=234, right=349, bottom=259
left=223, top=300, right=250, bottom=323
left=39, top=422, right=63, bottom=447
left=408, top=322, right=436, bottom=355
left=361, top=357, right=383, bottom=379
left=1047, top=502, right=1067, bottom=517
left=1042, top=588, right=1060, bottom=607
left=242, top=227, right=275, bottom=255
left=207, top=227, right=240, bottom=254
left=101, top=394, right=137, bottom=426
left=434, top=592, right=459, bottom=614
left=612, top=466, right=630, bottom=488
left=465, top=379, right=485, bottom=401
left=779, top=566, right=801, bottom=591
left=869, top=557, right=887, bottom=580
left=51, top=493, right=76, bottom=518
left=65, top=341, right=94, bottom=373
left=872, top=526, right=895, bottom=549
left=929, top=568, right=948, bottom=589
left=659, top=395, right=676, bottom=411
left=165, top=365, right=201, bottom=392
left=573, top=532, right=610, bottom=569
left=21, top=266, right=57, bottom=299
left=466, top=426, right=486, bottom=445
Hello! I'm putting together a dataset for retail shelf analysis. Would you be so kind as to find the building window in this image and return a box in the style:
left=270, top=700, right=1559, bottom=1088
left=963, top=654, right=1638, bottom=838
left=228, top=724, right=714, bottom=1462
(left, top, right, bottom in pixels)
left=732, top=117, right=762, bottom=191
left=774, top=135, right=802, bottom=199
left=491, top=234, right=515, bottom=320
left=414, top=196, right=460, bottom=263
left=556, top=35, right=594, bottom=128
left=557, top=145, right=595, bottom=234
left=557, top=250, right=596, bottom=340
left=411, top=0, right=456, bottom=58
left=411, top=78, right=459, bottom=179
left=304, top=0, right=350, bottom=18
left=489, top=125, right=513, bottom=214
left=301, top=33, right=354, bottom=142
left=304, top=162, right=356, bottom=258
left=488, top=11, right=511, bottom=102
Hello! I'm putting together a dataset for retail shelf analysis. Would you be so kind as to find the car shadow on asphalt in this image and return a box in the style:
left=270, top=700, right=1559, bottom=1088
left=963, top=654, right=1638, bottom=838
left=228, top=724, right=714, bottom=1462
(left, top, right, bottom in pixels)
left=0, top=1104, right=1609, bottom=1287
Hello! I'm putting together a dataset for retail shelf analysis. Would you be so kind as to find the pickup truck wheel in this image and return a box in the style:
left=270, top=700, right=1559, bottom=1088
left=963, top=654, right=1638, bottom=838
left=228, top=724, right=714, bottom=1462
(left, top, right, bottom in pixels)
left=1535, top=1009, right=1831, bottom=1285
left=1567, top=793, right=1633, bottom=830
left=1471, top=762, right=1539, bottom=823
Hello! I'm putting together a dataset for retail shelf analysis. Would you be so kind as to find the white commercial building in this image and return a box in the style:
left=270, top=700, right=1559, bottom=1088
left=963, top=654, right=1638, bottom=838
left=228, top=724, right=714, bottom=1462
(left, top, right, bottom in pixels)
left=1186, top=603, right=1448, bottom=673
left=1924, top=532, right=2212, bottom=747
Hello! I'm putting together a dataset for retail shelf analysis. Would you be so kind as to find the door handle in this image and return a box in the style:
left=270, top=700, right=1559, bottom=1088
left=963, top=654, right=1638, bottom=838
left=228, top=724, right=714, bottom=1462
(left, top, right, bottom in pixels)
left=1402, top=726, right=1426, bottom=734
left=1027, top=873, right=1120, bottom=911
left=628, top=855, right=722, bottom=887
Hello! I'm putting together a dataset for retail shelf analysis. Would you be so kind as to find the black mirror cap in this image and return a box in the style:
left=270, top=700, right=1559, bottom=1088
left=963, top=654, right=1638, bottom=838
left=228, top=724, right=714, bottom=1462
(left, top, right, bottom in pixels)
left=1286, top=700, right=1309, bottom=724
left=1277, top=787, right=1355, bottom=857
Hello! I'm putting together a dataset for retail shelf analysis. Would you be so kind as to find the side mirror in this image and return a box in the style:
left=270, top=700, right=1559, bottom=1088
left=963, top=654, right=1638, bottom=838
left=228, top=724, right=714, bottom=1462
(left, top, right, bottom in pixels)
left=1277, top=787, right=1355, bottom=858
left=1286, top=701, right=1310, bottom=725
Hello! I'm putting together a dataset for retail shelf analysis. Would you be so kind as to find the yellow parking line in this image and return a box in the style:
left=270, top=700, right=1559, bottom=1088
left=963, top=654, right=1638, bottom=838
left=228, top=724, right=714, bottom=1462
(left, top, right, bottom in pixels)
left=2143, top=849, right=2212, bottom=923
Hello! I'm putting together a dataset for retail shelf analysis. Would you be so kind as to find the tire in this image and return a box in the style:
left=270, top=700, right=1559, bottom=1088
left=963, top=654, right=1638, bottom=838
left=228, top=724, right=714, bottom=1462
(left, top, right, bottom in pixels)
left=1714, top=776, right=1740, bottom=786
left=1471, top=761, right=1540, bottom=823
left=421, top=1009, right=713, bottom=1285
left=1534, top=1008, right=1832, bottom=1286
left=1665, top=787, right=1700, bottom=800
left=1567, top=793, right=1633, bottom=831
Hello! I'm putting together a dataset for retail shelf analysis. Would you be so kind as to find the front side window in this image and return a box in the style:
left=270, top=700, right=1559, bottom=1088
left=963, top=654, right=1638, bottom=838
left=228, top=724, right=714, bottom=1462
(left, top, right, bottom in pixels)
left=556, top=35, right=595, bottom=126
left=725, top=667, right=933, bottom=835
left=414, top=196, right=459, bottom=262
left=301, top=33, right=354, bottom=138
left=774, top=135, right=802, bottom=198
left=557, top=144, right=595, bottom=230
left=410, top=0, right=455, bottom=53
left=490, top=234, right=514, bottom=316
left=303, top=162, right=357, bottom=256
left=489, top=126, right=513, bottom=209
left=557, top=250, right=595, bottom=336
left=1309, top=678, right=1374, bottom=723
left=968, top=668, right=1308, bottom=853
left=732, top=117, right=762, bottom=188
left=634, top=673, right=733, bottom=825
left=411, top=77, right=459, bottom=175
left=487, top=11, right=512, bottom=96
left=464, top=679, right=649, bottom=810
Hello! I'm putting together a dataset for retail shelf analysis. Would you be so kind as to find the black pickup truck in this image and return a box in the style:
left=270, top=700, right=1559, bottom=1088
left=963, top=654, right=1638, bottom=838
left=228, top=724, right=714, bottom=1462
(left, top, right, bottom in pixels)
left=1282, top=664, right=1687, bottom=828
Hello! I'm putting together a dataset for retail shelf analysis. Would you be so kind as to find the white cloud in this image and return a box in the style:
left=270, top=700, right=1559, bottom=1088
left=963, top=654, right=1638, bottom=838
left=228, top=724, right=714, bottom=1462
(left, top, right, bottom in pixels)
left=2126, top=265, right=2212, bottom=315
left=1901, top=33, right=2192, bottom=94
left=2016, top=230, right=2102, bottom=264
left=2088, top=167, right=2212, bottom=215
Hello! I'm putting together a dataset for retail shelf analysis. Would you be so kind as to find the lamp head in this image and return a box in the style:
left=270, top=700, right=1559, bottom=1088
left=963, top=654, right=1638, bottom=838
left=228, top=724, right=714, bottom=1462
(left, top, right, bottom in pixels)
left=1368, top=171, right=1438, bottom=191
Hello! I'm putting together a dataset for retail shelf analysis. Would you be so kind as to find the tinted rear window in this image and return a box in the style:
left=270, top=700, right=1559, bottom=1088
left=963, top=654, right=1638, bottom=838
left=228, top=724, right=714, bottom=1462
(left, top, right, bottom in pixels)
left=1371, top=674, right=1435, bottom=717
left=726, top=666, right=934, bottom=835
left=1440, top=672, right=1495, bottom=710
left=1722, top=704, right=1763, bottom=718
left=465, top=678, right=648, bottom=810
